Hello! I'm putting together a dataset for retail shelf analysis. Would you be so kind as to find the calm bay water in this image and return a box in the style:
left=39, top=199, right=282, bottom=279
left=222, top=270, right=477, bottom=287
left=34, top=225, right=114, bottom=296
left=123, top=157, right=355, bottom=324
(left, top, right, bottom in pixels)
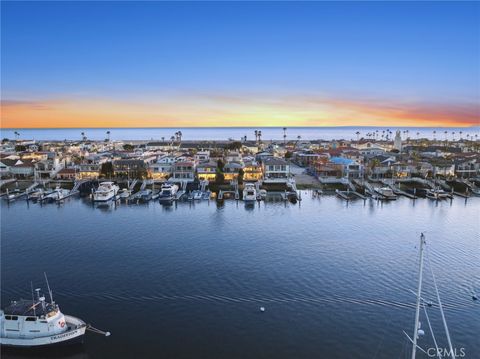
left=1, top=195, right=479, bottom=358
left=1, top=127, right=479, bottom=142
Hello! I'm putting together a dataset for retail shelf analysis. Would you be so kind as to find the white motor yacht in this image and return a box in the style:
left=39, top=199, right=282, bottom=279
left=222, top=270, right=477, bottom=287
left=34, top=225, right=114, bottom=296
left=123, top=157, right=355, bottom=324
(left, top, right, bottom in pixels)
left=93, top=182, right=119, bottom=202
left=159, top=184, right=178, bottom=201
left=243, top=183, right=257, bottom=202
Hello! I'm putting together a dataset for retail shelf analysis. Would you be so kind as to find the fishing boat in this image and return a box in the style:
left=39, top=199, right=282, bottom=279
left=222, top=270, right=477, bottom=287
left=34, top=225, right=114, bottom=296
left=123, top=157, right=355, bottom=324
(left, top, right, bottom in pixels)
left=93, top=182, right=119, bottom=202
left=242, top=183, right=257, bottom=202
left=159, top=183, right=178, bottom=202
left=0, top=274, right=109, bottom=348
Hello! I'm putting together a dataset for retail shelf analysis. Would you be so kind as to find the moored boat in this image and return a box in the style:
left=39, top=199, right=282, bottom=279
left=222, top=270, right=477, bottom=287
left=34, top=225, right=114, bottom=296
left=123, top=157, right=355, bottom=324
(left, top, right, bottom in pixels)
left=0, top=275, right=109, bottom=348
left=159, top=183, right=178, bottom=202
left=374, top=186, right=397, bottom=200
left=242, top=183, right=257, bottom=202
left=93, top=182, right=119, bottom=202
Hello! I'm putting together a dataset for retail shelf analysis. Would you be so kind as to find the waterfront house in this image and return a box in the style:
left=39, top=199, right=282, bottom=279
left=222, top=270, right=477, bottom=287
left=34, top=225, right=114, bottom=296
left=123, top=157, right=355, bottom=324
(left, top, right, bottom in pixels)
left=0, top=158, right=15, bottom=178
left=196, top=162, right=217, bottom=181
left=172, top=161, right=195, bottom=182
left=113, top=159, right=148, bottom=179
left=243, top=161, right=263, bottom=181
left=314, top=162, right=343, bottom=178
left=149, top=163, right=172, bottom=180
left=329, top=157, right=364, bottom=179
left=454, top=156, right=480, bottom=178
left=223, top=162, right=244, bottom=181
left=262, top=157, right=290, bottom=183
left=10, top=159, right=35, bottom=178
left=56, top=168, right=77, bottom=180
left=34, top=156, right=64, bottom=179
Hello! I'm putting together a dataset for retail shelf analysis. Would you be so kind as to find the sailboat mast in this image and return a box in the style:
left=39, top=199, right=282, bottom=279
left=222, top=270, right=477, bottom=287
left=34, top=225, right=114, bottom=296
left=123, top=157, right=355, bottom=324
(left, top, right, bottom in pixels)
left=411, top=233, right=426, bottom=359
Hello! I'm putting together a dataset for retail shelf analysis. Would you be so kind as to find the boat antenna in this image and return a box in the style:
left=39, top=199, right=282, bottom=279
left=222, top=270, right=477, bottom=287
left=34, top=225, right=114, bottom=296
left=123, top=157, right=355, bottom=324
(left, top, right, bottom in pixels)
left=44, top=272, right=54, bottom=304
left=411, top=233, right=426, bottom=359
left=30, top=281, right=36, bottom=316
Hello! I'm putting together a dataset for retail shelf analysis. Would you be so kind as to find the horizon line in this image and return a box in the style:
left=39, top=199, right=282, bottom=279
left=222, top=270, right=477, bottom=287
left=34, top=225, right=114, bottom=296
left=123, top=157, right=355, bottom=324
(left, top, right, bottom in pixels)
left=2, top=125, right=479, bottom=130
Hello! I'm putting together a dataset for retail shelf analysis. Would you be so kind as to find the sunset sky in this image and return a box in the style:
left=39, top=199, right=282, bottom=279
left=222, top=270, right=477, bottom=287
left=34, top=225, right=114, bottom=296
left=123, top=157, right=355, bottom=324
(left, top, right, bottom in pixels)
left=1, top=1, right=479, bottom=129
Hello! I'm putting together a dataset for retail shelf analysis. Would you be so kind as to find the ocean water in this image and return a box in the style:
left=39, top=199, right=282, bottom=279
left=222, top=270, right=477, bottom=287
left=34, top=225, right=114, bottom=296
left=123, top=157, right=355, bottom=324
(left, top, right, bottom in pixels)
left=1, top=126, right=479, bottom=142
left=1, top=195, right=479, bottom=358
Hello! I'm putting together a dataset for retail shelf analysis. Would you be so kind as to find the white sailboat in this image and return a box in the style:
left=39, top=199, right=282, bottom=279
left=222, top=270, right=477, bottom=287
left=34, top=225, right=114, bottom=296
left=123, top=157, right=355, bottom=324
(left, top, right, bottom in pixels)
left=405, top=233, right=455, bottom=359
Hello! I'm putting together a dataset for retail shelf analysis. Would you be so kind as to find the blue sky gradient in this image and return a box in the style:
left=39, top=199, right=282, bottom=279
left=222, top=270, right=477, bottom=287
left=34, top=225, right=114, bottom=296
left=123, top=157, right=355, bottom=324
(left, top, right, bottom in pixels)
left=1, top=1, right=479, bottom=128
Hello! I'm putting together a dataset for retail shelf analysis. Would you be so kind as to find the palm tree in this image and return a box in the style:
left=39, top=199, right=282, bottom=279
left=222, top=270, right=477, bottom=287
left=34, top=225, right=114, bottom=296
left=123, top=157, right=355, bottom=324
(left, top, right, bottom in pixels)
left=416, top=131, right=420, bottom=140
left=283, top=127, right=287, bottom=144
left=170, top=136, right=175, bottom=146
left=106, top=130, right=111, bottom=142
left=433, top=130, right=436, bottom=140
left=355, top=131, right=360, bottom=142
left=254, top=130, right=258, bottom=143
left=81, top=132, right=87, bottom=142
left=178, top=131, right=183, bottom=143
left=452, top=131, right=455, bottom=141
left=459, top=131, right=463, bottom=140
left=295, top=135, right=301, bottom=148
left=444, top=130, right=448, bottom=141
left=258, top=130, right=262, bottom=143
left=161, top=136, right=165, bottom=143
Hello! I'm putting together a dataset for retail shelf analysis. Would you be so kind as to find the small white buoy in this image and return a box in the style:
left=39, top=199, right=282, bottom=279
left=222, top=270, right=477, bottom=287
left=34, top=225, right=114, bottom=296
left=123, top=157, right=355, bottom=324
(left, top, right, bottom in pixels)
left=105, top=332, right=111, bottom=337
left=260, top=306, right=265, bottom=312
left=417, top=329, right=425, bottom=337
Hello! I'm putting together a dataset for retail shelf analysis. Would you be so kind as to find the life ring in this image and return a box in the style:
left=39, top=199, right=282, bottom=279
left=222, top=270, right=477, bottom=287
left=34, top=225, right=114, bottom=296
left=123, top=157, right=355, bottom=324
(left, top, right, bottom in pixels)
left=60, top=321, right=65, bottom=328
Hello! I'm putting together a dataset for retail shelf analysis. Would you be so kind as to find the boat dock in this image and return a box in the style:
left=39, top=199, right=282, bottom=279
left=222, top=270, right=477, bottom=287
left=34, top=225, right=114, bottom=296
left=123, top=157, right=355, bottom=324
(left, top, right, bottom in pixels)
left=335, top=189, right=366, bottom=201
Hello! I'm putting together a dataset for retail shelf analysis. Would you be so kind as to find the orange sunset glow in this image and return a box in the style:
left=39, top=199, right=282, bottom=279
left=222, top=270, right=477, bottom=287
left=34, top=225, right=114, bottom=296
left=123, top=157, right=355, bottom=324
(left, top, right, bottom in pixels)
left=1, top=95, right=478, bottom=129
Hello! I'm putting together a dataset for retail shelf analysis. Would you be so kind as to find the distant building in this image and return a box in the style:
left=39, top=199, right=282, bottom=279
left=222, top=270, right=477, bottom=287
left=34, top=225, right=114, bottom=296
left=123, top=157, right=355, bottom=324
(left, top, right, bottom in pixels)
left=394, top=130, right=402, bottom=151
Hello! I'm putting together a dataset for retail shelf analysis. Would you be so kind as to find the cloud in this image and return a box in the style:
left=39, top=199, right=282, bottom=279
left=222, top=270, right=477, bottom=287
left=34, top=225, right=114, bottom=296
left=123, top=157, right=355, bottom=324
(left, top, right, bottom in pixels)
left=1, top=99, right=53, bottom=111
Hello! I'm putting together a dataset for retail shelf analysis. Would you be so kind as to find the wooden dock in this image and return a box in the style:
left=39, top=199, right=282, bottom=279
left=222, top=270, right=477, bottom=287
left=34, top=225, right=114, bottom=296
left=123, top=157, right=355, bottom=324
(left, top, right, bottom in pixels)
left=336, top=189, right=366, bottom=201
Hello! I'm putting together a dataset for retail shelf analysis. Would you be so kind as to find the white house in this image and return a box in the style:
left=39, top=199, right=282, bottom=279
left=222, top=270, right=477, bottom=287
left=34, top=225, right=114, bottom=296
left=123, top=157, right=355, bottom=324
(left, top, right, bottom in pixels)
left=262, top=157, right=290, bottom=183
